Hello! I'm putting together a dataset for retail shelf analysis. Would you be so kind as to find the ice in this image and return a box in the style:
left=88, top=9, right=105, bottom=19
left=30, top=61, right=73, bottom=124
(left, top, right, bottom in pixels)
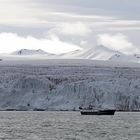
left=0, top=59, right=140, bottom=111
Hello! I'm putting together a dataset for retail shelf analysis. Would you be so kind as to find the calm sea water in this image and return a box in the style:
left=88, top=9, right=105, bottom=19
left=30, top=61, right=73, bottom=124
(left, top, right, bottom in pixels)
left=0, top=111, right=139, bottom=140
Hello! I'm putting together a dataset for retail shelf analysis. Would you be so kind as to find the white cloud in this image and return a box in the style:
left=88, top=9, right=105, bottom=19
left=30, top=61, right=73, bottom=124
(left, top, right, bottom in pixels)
left=56, top=22, right=91, bottom=36
left=0, top=0, right=140, bottom=53
left=97, top=33, right=140, bottom=54
left=0, top=33, right=82, bottom=54
left=0, top=0, right=140, bottom=32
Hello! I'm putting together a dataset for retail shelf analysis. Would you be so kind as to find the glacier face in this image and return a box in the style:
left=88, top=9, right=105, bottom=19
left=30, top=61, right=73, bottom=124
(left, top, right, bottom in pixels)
left=0, top=61, right=140, bottom=111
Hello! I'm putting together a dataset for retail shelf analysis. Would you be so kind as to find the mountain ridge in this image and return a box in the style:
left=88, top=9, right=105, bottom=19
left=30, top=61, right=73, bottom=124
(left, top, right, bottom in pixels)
left=5, top=46, right=140, bottom=63
left=12, top=49, right=51, bottom=55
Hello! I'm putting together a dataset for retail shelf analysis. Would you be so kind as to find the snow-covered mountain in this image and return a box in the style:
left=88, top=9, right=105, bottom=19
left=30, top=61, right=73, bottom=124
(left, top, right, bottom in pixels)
left=12, top=49, right=50, bottom=55
left=56, top=45, right=140, bottom=63
left=8, top=46, right=140, bottom=63
left=79, top=45, right=121, bottom=60
left=109, top=53, right=140, bottom=63
left=60, top=45, right=122, bottom=60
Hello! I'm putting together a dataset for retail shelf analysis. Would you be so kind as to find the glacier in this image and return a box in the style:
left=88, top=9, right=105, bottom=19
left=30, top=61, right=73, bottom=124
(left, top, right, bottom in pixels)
left=0, top=59, right=140, bottom=111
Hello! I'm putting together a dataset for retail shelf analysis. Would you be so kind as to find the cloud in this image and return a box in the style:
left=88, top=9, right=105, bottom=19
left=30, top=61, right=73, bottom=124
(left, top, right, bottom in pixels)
left=97, top=33, right=140, bottom=54
left=0, top=0, right=140, bottom=34
left=56, top=22, right=91, bottom=36
left=0, top=0, right=140, bottom=53
left=0, top=33, right=82, bottom=54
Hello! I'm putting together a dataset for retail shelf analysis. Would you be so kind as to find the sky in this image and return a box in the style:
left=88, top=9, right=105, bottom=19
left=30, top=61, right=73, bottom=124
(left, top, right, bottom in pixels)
left=0, top=0, right=140, bottom=54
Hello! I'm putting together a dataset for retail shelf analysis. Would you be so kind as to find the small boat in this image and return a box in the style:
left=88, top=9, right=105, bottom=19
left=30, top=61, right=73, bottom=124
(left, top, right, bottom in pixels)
left=80, top=109, right=116, bottom=115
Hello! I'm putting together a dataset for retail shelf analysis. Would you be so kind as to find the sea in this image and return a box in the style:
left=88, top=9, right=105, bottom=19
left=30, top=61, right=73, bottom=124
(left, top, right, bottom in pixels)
left=0, top=111, right=139, bottom=140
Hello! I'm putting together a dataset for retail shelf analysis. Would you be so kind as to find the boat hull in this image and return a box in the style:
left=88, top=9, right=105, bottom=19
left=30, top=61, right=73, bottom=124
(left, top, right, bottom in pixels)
left=80, top=110, right=116, bottom=115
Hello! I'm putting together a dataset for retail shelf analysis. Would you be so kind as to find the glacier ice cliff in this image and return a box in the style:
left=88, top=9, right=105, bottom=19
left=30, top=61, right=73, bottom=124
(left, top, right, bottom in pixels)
left=0, top=62, right=140, bottom=111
